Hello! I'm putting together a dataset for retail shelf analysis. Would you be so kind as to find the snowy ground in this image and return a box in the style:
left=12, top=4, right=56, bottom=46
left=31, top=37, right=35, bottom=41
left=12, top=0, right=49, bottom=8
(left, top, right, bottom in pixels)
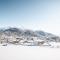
left=0, top=45, right=60, bottom=60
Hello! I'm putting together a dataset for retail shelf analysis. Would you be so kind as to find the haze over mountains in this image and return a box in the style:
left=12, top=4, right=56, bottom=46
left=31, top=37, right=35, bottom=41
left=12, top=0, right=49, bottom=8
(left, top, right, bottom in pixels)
left=0, top=27, right=60, bottom=47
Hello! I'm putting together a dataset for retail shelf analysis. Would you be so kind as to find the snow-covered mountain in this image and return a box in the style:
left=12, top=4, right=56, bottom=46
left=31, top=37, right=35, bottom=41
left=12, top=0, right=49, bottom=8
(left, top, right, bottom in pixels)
left=0, top=27, right=60, bottom=47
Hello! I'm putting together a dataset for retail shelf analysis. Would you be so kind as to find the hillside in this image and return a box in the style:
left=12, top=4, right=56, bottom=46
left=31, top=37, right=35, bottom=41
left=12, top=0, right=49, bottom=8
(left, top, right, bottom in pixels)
left=0, top=27, right=60, bottom=47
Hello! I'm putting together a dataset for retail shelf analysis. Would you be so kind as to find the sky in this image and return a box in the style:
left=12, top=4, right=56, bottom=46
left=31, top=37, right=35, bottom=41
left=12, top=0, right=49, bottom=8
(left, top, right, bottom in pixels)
left=0, top=0, right=60, bottom=36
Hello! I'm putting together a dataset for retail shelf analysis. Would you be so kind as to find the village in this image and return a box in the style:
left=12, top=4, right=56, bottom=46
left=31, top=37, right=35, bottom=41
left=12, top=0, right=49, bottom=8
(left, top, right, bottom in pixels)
left=0, top=34, right=50, bottom=46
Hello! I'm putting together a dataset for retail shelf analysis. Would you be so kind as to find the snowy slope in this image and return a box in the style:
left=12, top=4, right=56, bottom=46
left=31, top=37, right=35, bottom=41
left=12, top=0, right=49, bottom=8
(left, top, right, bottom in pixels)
left=0, top=46, right=60, bottom=60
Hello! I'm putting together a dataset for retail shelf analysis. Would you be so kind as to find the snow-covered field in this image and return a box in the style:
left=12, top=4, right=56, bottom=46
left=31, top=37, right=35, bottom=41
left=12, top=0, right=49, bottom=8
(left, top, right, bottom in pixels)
left=0, top=45, right=60, bottom=60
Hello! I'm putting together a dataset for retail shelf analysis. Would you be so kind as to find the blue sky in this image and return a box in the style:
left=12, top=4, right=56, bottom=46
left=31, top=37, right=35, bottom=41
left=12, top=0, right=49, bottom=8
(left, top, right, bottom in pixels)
left=0, top=0, right=60, bottom=36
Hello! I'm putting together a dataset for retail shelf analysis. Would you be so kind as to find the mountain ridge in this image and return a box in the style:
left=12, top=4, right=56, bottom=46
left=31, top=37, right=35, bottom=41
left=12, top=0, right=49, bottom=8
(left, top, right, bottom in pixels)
left=0, top=27, right=60, bottom=46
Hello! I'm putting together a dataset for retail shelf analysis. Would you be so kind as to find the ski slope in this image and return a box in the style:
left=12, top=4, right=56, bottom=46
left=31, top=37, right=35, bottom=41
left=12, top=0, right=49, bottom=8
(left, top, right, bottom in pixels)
left=0, top=45, right=60, bottom=60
